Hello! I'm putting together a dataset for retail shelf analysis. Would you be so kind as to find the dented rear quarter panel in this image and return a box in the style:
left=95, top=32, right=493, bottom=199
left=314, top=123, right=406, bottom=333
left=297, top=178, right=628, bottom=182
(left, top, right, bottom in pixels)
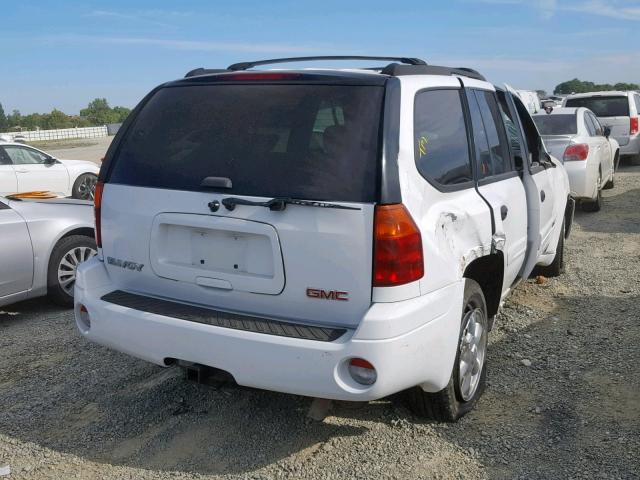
left=393, top=77, right=494, bottom=298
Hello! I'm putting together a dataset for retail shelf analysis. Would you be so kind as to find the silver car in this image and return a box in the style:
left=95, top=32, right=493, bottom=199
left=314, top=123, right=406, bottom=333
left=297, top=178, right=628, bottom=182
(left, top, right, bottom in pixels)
left=564, top=91, right=640, bottom=160
left=0, top=196, right=96, bottom=307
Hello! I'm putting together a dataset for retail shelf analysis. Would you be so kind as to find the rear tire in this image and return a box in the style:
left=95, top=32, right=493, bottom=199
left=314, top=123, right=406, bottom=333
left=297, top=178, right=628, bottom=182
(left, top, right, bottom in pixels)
left=534, top=221, right=565, bottom=278
left=47, top=235, right=97, bottom=307
left=71, top=173, right=98, bottom=200
left=406, top=279, right=488, bottom=422
left=582, top=170, right=602, bottom=212
left=604, top=155, right=617, bottom=189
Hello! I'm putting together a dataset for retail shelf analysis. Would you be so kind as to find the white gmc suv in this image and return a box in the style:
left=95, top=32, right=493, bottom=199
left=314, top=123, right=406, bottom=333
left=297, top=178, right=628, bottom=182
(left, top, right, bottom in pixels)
left=74, top=56, right=572, bottom=421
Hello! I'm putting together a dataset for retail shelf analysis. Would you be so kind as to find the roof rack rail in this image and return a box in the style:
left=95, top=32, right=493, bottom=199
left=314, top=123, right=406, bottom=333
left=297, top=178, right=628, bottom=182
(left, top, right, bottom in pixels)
left=227, top=56, right=427, bottom=71
left=380, top=63, right=486, bottom=81
left=184, top=67, right=230, bottom=78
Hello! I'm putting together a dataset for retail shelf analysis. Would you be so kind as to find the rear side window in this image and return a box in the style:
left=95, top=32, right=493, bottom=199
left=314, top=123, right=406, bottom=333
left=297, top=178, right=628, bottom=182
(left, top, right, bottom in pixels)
left=532, top=114, right=577, bottom=135
left=634, top=94, right=640, bottom=114
left=466, top=90, right=512, bottom=178
left=413, top=89, right=472, bottom=186
left=565, top=96, right=629, bottom=117
left=584, top=114, right=597, bottom=136
left=108, top=84, right=384, bottom=202
left=586, top=113, right=603, bottom=136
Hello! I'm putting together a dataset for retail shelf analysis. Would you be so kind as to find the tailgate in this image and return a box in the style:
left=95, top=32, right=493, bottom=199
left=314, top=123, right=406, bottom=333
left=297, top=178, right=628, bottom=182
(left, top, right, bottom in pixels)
left=101, top=185, right=374, bottom=328
left=598, top=116, right=630, bottom=146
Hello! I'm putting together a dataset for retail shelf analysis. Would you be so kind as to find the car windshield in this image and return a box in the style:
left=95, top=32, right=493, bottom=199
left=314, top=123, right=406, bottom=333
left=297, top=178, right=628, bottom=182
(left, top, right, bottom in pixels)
left=565, top=96, right=629, bottom=117
left=108, top=84, right=384, bottom=202
left=533, top=114, right=577, bottom=135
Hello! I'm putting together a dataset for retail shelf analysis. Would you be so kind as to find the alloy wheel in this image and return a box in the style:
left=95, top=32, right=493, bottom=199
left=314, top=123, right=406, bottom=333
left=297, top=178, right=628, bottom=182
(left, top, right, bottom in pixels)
left=458, top=307, right=487, bottom=401
left=78, top=175, right=97, bottom=200
left=58, top=246, right=97, bottom=295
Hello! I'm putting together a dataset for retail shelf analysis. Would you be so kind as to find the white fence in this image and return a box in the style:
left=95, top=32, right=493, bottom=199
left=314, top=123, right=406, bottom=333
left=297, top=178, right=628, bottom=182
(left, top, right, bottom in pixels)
left=0, top=126, right=108, bottom=142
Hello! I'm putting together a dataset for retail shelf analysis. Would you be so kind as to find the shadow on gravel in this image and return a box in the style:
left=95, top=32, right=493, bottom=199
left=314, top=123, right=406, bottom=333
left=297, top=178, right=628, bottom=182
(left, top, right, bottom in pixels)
left=408, top=293, right=640, bottom=479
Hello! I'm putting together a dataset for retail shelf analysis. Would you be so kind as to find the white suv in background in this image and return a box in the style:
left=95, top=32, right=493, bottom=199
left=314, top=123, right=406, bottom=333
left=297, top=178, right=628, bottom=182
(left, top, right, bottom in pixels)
left=75, top=56, right=571, bottom=422
left=564, top=91, right=640, bottom=162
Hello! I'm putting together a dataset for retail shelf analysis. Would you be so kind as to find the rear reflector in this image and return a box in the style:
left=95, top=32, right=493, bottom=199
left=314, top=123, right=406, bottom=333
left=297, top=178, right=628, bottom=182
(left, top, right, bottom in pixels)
left=631, top=117, right=639, bottom=135
left=348, top=358, right=377, bottom=386
left=94, top=181, right=104, bottom=248
left=373, top=204, right=424, bottom=287
left=563, top=143, right=589, bottom=162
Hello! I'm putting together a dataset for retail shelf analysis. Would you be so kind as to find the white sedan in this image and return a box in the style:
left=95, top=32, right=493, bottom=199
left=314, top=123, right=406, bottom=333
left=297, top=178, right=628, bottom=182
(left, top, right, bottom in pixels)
left=533, top=107, right=619, bottom=212
left=0, top=141, right=100, bottom=200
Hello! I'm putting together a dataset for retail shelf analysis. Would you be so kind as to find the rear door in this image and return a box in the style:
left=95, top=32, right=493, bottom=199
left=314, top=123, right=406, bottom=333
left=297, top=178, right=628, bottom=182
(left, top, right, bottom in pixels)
left=504, top=88, right=558, bottom=261
left=585, top=111, right=613, bottom=181
left=2, top=145, right=69, bottom=195
left=465, top=88, right=527, bottom=289
left=100, top=78, right=385, bottom=329
left=565, top=95, right=630, bottom=147
left=0, top=200, right=33, bottom=297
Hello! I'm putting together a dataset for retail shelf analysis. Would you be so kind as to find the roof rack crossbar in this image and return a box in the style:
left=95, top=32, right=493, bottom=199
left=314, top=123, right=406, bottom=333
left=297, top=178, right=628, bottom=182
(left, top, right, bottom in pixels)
left=227, top=56, right=427, bottom=71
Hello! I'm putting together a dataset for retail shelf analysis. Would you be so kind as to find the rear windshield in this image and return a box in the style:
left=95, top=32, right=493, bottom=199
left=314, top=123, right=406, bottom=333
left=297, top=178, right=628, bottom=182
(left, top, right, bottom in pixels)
left=565, top=96, right=629, bottom=117
left=533, top=114, right=577, bottom=135
left=107, top=84, right=384, bottom=202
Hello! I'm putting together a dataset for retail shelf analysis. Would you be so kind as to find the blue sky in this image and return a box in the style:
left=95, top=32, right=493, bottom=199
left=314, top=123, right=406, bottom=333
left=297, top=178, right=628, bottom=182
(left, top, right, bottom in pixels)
left=2, top=0, right=639, bottom=114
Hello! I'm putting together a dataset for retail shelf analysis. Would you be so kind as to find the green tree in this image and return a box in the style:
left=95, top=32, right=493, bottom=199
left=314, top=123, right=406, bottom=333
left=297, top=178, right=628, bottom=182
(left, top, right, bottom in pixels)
left=112, top=106, right=132, bottom=123
left=42, top=109, right=73, bottom=129
left=0, top=102, right=7, bottom=132
left=80, top=98, right=119, bottom=125
left=7, top=109, right=21, bottom=129
left=554, top=78, right=640, bottom=94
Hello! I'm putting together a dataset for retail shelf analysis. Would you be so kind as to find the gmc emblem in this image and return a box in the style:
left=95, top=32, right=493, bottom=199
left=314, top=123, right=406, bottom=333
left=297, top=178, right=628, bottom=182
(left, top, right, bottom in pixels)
left=306, top=288, right=349, bottom=301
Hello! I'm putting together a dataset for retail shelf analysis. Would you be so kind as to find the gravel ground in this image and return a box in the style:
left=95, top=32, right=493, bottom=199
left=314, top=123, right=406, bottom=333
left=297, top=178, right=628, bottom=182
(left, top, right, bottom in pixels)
left=1, top=163, right=639, bottom=480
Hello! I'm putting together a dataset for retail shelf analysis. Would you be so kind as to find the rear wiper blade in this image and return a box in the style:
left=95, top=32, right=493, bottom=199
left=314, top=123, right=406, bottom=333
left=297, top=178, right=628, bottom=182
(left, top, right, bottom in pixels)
left=218, top=197, right=360, bottom=212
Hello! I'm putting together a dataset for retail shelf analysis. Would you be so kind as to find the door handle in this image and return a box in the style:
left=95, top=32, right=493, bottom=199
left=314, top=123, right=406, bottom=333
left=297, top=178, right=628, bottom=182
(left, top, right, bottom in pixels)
left=15, top=169, right=29, bottom=173
left=500, top=205, right=508, bottom=220
left=540, top=190, right=546, bottom=202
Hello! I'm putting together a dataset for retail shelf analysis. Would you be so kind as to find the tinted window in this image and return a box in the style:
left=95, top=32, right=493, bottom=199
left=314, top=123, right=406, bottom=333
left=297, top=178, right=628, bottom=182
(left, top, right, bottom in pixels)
left=108, top=85, right=384, bottom=202
left=497, top=91, right=524, bottom=170
left=3, top=146, right=48, bottom=165
left=413, top=89, right=472, bottom=186
left=565, top=96, right=629, bottom=117
left=587, top=113, right=603, bottom=136
left=634, top=94, right=640, bottom=114
left=584, top=113, right=597, bottom=136
left=533, top=114, right=577, bottom=135
left=470, top=90, right=512, bottom=177
left=0, top=148, right=12, bottom=165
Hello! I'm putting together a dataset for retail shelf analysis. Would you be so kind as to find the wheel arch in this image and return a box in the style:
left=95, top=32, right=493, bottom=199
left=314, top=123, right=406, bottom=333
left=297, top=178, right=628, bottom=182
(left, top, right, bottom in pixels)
left=463, top=252, right=504, bottom=319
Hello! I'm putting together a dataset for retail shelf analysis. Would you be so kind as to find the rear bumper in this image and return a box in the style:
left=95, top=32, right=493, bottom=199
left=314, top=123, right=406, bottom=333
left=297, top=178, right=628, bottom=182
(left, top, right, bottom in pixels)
left=565, top=161, right=597, bottom=199
left=620, top=134, right=640, bottom=156
left=74, top=259, right=464, bottom=401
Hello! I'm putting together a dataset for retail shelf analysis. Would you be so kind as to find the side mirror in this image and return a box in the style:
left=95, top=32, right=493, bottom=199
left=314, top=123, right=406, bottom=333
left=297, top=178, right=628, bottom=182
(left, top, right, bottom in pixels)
left=44, top=156, right=57, bottom=165
left=603, top=126, right=612, bottom=138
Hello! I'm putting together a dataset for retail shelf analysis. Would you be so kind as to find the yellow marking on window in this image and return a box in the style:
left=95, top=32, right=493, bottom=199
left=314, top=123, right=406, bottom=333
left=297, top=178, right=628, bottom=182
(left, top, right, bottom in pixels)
left=418, top=136, right=429, bottom=157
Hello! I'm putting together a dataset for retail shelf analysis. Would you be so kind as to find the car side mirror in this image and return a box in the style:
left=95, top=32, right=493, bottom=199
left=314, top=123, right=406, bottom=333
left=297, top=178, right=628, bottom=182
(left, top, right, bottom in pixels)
left=44, top=156, right=57, bottom=165
left=603, top=126, right=612, bottom=138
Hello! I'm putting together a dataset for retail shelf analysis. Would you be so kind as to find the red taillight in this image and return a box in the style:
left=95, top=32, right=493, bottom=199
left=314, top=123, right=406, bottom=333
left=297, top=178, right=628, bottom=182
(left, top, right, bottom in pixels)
left=219, top=72, right=301, bottom=81
left=373, top=204, right=424, bottom=287
left=630, top=117, right=639, bottom=135
left=94, top=181, right=104, bottom=248
left=563, top=143, right=589, bottom=162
